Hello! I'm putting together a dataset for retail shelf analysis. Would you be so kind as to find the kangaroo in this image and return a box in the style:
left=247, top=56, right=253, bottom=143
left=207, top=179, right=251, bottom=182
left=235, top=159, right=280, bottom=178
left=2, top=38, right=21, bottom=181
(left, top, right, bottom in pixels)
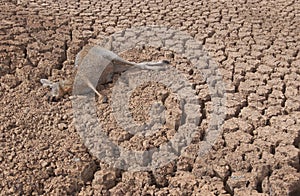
left=40, top=45, right=169, bottom=101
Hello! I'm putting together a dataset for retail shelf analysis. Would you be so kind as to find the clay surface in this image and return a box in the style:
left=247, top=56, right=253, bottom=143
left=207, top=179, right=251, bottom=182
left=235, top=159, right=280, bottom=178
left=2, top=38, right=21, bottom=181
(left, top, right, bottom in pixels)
left=0, top=0, right=300, bottom=195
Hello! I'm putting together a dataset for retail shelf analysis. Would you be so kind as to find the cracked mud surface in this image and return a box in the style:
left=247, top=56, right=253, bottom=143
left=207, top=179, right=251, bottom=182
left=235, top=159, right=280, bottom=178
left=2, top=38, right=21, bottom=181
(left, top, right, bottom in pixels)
left=1, top=0, right=300, bottom=195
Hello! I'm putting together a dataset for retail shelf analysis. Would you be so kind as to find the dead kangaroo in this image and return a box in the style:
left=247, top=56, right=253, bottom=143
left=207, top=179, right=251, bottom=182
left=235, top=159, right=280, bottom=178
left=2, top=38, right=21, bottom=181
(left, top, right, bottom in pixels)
left=40, top=45, right=169, bottom=101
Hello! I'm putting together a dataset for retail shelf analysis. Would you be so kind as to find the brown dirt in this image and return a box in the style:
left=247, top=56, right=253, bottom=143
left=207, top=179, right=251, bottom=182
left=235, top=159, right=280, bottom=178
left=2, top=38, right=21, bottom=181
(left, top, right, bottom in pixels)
left=1, top=0, right=300, bottom=195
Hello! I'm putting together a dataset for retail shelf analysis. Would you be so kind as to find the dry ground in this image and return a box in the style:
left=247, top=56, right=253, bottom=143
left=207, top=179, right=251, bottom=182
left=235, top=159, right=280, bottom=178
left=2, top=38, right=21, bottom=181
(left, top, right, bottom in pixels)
left=0, top=0, right=300, bottom=195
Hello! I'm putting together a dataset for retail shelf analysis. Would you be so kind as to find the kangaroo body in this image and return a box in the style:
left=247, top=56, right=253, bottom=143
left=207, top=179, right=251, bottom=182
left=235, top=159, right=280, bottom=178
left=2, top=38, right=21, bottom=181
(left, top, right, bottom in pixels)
left=41, top=46, right=169, bottom=100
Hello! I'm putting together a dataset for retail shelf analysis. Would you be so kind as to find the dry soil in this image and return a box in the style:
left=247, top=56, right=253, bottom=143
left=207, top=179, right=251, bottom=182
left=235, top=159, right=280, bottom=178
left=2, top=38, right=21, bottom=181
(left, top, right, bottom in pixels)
left=0, top=0, right=300, bottom=195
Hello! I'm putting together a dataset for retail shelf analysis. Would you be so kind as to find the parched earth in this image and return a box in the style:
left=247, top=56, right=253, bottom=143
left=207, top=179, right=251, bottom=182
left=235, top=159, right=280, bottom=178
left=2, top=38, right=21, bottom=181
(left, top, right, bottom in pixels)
left=0, top=0, right=300, bottom=195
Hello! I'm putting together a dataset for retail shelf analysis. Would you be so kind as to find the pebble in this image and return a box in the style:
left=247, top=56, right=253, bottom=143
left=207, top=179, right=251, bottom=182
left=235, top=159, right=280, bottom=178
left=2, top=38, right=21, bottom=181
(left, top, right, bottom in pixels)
left=58, top=123, right=68, bottom=130
left=41, top=160, right=49, bottom=167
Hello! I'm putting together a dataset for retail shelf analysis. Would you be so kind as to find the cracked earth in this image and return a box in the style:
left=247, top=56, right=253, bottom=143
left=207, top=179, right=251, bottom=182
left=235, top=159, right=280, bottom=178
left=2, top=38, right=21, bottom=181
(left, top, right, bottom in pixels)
left=0, top=0, right=300, bottom=195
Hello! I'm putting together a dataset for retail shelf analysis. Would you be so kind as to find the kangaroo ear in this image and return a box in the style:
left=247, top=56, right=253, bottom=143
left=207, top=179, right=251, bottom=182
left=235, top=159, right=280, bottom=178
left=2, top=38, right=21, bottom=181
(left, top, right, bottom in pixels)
left=40, top=79, right=54, bottom=88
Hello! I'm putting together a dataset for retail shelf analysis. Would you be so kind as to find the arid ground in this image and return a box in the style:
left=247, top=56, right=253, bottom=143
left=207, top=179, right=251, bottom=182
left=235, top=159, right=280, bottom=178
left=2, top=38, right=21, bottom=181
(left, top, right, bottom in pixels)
left=0, top=0, right=299, bottom=195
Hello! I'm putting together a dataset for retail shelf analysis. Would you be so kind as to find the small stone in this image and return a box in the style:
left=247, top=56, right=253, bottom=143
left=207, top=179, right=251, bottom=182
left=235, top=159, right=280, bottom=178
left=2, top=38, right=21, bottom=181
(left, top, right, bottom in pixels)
left=41, top=160, right=49, bottom=167
left=62, top=114, right=68, bottom=120
left=92, top=169, right=118, bottom=189
left=81, top=161, right=98, bottom=183
left=58, top=123, right=67, bottom=130
left=253, top=130, right=258, bottom=135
